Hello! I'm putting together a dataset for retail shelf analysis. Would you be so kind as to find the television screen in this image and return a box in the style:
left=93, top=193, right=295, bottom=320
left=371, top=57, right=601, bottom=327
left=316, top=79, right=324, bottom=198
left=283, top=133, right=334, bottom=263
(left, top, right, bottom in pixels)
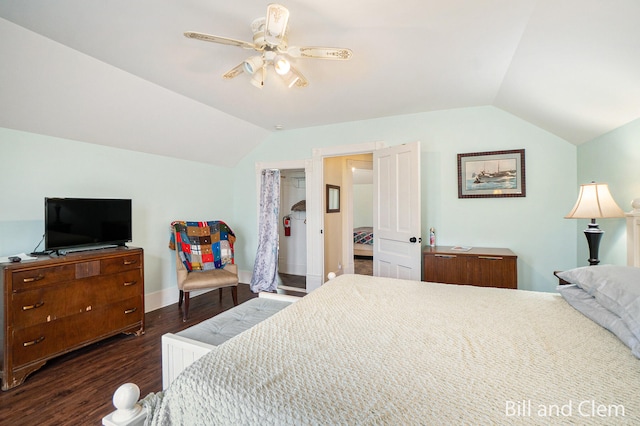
left=45, top=198, right=132, bottom=252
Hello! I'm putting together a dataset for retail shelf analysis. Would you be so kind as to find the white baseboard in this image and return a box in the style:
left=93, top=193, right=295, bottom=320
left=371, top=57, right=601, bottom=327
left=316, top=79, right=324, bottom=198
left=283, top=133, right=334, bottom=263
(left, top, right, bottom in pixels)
left=144, top=287, right=178, bottom=312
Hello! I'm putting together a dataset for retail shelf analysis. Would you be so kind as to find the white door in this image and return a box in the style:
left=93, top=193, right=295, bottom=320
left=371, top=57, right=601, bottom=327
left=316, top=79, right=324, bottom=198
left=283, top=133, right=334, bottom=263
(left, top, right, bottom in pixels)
left=373, top=141, right=421, bottom=280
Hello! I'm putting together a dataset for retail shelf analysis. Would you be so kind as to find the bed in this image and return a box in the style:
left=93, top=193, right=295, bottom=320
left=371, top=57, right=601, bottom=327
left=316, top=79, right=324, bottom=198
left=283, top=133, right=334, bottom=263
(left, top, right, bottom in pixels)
left=105, top=204, right=640, bottom=425
left=353, top=226, right=373, bottom=257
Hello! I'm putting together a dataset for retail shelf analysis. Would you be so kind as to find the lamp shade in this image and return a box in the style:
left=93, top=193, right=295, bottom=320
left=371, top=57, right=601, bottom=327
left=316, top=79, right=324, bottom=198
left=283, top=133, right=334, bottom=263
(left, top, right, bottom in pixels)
left=565, top=182, right=625, bottom=219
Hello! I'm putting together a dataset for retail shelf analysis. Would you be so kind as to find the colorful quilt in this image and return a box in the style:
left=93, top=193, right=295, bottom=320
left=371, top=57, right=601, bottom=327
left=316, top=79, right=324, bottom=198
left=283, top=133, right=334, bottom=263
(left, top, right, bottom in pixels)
left=169, top=221, right=235, bottom=272
left=353, top=226, right=373, bottom=245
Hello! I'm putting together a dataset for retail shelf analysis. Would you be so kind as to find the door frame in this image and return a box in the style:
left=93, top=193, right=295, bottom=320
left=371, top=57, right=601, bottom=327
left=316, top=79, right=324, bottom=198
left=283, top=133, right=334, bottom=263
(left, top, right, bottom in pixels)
left=255, top=159, right=313, bottom=291
left=310, top=141, right=385, bottom=290
left=255, top=141, right=386, bottom=293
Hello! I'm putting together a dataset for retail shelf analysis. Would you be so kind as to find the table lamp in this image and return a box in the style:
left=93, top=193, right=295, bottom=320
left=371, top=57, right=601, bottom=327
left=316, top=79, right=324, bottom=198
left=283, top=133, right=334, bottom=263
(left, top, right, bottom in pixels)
left=565, top=182, right=625, bottom=265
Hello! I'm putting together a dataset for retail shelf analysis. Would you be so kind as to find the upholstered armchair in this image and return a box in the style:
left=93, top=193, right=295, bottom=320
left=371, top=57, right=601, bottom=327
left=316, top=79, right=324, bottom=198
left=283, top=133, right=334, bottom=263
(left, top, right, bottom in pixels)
left=170, top=221, right=239, bottom=321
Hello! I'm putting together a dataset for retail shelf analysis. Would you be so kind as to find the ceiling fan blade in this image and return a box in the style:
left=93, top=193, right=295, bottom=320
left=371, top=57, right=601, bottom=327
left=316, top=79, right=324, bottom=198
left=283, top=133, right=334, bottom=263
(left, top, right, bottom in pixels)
left=264, top=3, right=290, bottom=47
left=222, top=63, right=245, bottom=80
left=289, top=65, right=308, bottom=88
left=184, top=31, right=258, bottom=50
left=286, top=46, right=353, bottom=60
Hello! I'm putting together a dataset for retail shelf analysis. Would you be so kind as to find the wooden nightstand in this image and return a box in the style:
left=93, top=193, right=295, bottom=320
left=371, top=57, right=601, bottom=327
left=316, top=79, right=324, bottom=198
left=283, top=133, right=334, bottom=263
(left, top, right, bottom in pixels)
left=422, top=246, right=517, bottom=289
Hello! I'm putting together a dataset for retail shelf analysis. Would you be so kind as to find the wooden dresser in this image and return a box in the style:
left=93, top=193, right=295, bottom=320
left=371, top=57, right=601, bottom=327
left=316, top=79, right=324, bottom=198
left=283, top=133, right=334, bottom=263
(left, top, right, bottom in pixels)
left=423, top=246, right=517, bottom=289
left=1, top=247, right=144, bottom=390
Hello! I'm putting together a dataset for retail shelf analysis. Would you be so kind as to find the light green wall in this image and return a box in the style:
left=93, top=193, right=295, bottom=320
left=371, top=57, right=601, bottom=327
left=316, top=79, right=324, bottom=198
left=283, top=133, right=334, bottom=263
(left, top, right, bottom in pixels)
left=353, top=184, right=373, bottom=227
left=232, top=106, right=578, bottom=292
left=0, top=127, right=234, bottom=295
left=1, top=105, right=579, bottom=297
left=576, top=118, right=640, bottom=266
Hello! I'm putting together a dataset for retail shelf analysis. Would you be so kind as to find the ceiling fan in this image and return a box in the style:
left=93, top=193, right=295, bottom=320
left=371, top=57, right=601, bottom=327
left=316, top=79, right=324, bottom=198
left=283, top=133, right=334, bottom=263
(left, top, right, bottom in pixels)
left=184, top=3, right=353, bottom=88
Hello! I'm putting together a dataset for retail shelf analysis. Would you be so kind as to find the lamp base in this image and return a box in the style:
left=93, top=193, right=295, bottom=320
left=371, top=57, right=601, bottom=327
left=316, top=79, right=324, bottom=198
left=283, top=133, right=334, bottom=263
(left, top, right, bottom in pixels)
left=584, top=221, right=603, bottom=266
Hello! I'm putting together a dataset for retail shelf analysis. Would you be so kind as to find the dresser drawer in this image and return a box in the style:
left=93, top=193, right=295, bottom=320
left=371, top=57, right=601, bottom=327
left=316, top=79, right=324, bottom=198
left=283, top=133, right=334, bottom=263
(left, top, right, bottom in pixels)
left=11, top=282, right=86, bottom=329
left=101, top=253, right=142, bottom=275
left=424, top=254, right=470, bottom=284
left=11, top=296, right=143, bottom=366
left=12, top=313, right=90, bottom=366
left=87, top=269, right=144, bottom=305
left=470, top=256, right=517, bottom=288
left=93, top=296, right=144, bottom=334
left=11, top=264, right=76, bottom=291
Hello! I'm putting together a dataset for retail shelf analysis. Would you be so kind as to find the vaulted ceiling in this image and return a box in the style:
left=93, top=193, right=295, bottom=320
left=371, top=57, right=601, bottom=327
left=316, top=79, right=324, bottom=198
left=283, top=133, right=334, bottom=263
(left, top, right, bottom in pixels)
left=1, top=1, right=639, bottom=166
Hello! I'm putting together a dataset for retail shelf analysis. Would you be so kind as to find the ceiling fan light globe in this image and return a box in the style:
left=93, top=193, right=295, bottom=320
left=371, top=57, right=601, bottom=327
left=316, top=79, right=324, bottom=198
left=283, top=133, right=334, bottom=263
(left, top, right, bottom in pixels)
left=243, top=56, right=264, bottom=75
left=274, top=56, right=290, bottom=75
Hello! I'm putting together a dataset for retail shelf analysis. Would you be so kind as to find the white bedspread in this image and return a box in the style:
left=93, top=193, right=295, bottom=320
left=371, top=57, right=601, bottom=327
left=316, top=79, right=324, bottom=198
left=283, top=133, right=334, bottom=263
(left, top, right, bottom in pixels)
left=147, top=274, right=640, bottom=425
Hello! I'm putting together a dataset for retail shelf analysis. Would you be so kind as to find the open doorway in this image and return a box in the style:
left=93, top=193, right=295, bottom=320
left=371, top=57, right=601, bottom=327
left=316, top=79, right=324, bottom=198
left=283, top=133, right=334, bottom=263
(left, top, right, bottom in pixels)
left=255, top=140, right=420, bottom=292
left=255, top=159, right=313, bottom=293
left=319, top=142, right=422, bottom=282
left=351, top=160, right=373, bottom=276
left=323, top=154, right=374, bottom=278
left=277, top=168, right=307, bottom=293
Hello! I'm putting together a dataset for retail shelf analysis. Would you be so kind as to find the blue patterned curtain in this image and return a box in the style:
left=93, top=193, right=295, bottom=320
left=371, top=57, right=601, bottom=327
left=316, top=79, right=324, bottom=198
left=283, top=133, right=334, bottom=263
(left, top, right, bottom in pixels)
left=250, top=169, right=280, bottom=293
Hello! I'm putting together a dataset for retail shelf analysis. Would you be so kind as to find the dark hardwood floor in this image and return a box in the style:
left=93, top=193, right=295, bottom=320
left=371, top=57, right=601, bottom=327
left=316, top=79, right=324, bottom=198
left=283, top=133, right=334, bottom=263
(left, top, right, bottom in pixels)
left=278, top=272, right=306, bottom=289
left=0, top=284, right=273, bottom=426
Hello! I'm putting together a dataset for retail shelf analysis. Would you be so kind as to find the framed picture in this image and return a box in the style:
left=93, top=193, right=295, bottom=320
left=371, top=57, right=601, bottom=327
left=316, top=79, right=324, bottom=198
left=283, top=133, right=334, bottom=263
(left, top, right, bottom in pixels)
left=457, top=149, right=526, bottom=198
left=326, top=184, right=340, bottom=213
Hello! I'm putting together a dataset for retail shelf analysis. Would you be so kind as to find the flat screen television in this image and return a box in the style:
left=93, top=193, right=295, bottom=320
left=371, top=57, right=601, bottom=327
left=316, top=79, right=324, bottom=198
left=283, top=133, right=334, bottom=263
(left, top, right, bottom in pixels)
left=45, top=197, right=132, bottom=252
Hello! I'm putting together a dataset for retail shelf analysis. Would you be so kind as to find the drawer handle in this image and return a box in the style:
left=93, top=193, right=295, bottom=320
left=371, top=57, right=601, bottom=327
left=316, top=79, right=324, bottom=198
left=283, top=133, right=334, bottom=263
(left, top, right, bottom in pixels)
left=22, top=301, right=45, bottom=311
left=123, top=259, right=138, bottom=265
left=479, top=256, right=503, bottom=260
left=23, top=274, right=45, bottom=283
left=123, top=281, right=137, bottom=287
left=124, top=308, right=137, bottom=314
left=23, top=336, right=45, bottom=347
left=435, top=254, right=457, bottom=259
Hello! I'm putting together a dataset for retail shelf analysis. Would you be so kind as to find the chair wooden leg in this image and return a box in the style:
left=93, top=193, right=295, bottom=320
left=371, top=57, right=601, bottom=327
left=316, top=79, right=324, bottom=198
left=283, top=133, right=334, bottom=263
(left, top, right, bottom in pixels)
left=182, top=291, right=190, bottom=322
left=178, top=290, right=184, bottom=307
left=231, top=286, right=238, bottom=306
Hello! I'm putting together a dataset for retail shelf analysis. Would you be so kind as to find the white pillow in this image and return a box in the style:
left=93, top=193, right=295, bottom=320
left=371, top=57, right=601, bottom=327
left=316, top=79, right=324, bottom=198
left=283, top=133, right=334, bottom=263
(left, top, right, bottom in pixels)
left=557, top=265, right=640, bottom=342
left=558, top=284, right=640, bottom=358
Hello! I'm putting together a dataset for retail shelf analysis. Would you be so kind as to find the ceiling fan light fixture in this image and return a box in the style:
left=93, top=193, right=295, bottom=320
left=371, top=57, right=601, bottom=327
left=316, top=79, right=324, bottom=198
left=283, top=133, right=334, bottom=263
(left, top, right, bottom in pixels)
left=274, top=55, right=290, bottom=75
left=250, top=66, right=266, bottom=88
left=243, top=55, right=264, bottom=75
left=185, top=3, right=351, bottom=89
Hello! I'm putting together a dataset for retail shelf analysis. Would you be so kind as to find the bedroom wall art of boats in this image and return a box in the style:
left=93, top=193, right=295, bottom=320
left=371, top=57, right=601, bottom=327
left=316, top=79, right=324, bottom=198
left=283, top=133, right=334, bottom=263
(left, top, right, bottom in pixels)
left=469, top=163, right=517, bottom=190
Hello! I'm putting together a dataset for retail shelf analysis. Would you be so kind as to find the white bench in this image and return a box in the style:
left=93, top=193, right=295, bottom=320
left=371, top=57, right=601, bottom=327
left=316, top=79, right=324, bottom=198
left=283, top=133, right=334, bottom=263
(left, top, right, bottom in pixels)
left=103, top=292, right=300, bottom=426
left=161, top=292, right=300, bottom=389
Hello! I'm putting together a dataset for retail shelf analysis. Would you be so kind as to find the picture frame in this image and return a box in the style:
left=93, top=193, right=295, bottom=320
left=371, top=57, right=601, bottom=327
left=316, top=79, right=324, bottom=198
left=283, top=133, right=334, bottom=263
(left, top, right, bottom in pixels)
left=326, top=184, right=340, bottom=213
left=457, top=149, right=526, bottom=198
